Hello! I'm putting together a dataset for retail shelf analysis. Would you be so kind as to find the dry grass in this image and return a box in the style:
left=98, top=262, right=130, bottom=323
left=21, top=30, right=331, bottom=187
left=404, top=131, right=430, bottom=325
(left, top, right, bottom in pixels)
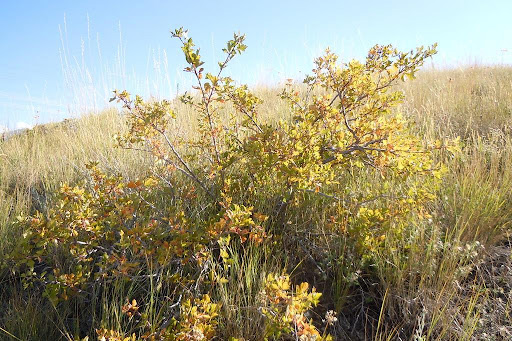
left=401, top=66, right=512, bottom=139
left=1, top=66, right=512, bottom=340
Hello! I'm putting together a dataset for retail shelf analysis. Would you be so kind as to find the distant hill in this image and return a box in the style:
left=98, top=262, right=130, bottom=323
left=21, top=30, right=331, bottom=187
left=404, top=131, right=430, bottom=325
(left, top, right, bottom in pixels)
left=1, top=128, right=29, bottom=141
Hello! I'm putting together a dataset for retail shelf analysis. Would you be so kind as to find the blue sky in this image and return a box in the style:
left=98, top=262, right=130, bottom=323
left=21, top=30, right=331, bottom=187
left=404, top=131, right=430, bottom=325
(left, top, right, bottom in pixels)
left=1, top=0, right=511, bottom=130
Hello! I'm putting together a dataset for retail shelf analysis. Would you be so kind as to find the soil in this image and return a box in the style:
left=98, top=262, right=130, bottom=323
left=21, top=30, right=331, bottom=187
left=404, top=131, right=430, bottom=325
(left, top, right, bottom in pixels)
left=465, top=241, right=512, bottom=340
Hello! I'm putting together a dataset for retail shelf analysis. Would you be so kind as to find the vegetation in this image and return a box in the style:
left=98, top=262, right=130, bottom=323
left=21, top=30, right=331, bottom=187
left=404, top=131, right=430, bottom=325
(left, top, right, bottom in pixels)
left=1, top=29, right=512, bottom=340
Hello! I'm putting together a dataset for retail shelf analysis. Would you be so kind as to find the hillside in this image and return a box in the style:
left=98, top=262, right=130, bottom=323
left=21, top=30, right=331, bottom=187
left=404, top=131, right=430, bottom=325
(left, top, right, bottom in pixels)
left=1, top=65, right=512, bottom=340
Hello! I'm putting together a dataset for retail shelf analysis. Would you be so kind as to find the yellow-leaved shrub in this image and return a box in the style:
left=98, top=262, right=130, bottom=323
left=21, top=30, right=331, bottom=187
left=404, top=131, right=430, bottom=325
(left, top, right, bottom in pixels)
left=3, top=28, right=445, bottom=340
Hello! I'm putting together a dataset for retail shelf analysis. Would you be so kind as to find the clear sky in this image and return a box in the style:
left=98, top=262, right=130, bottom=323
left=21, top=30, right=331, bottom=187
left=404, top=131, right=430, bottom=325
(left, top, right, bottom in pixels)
left=1, top=0, right=511, bottom=131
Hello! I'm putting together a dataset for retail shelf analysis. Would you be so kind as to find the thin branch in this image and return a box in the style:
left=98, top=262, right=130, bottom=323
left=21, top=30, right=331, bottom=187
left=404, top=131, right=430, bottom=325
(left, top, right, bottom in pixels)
left=154, top=126, right=215, bottom=199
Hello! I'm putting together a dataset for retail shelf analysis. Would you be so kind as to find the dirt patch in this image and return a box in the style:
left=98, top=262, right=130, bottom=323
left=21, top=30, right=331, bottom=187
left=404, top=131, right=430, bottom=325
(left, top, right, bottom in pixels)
left=466, top=242, right=512, bottom=340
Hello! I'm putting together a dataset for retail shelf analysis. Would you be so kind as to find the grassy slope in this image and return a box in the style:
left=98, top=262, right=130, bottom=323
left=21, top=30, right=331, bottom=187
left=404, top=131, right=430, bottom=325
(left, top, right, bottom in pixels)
left=1, top=66, right=512, bottom=340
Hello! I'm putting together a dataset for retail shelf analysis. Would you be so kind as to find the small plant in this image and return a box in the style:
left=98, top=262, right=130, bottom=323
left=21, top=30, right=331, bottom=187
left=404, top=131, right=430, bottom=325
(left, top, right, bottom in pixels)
left=260, top=273, right=329, bottom=340
left=9, top=163, right=202, bottom=305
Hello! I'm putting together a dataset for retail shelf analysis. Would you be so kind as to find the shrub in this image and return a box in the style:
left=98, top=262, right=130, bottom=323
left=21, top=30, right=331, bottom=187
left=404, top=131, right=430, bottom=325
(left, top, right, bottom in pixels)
left=4, top=28, right=441, bottom=339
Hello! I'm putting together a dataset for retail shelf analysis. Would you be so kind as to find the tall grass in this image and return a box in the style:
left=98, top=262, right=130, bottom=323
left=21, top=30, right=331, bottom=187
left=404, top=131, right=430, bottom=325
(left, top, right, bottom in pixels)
left=401, top=66, right=512, bottom=139
left=1, top=66, right=512, bottom=340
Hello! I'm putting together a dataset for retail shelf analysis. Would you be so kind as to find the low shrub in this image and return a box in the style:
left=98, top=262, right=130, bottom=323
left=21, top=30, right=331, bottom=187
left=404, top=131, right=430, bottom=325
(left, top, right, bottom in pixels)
left=3, top=28, right=449, bottom=340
